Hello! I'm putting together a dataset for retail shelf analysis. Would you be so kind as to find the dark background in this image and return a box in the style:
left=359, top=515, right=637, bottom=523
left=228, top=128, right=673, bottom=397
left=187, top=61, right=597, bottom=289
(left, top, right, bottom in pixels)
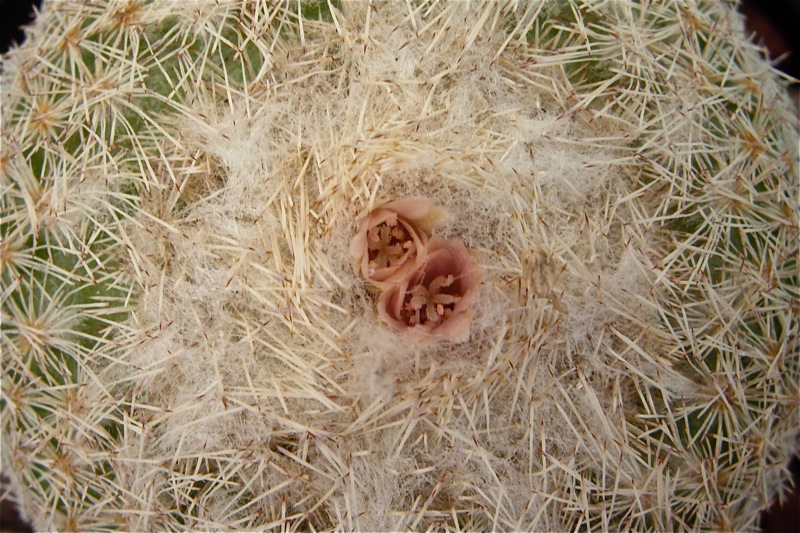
left=0, top=0, right=42, bottom=56
left=0, top=0, right=797, bottom=532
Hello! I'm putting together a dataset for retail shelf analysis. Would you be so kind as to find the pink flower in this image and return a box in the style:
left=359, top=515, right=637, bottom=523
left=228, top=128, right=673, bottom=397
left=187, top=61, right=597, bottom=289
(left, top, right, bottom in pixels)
left=378, top=237, right=482, bottom=343
left=350, top=198, right=446, bottom=289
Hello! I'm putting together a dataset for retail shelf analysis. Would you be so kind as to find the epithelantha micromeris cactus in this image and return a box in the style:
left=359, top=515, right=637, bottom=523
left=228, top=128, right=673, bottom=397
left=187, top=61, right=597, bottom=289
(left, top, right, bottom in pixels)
left=1, top=0, right=798, bottom=530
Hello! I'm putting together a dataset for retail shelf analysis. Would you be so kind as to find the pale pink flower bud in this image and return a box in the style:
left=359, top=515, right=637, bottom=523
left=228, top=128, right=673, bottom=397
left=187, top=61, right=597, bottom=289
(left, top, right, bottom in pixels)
left=350, top=197, right=446, bottom=289
left=378, top=237, right=482, bottom=343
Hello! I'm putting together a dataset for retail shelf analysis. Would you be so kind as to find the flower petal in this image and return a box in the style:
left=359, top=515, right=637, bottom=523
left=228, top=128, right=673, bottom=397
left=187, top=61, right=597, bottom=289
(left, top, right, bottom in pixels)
left=350, top=198, right=446, bottom=289
left=377, top=236, right=482, bottom=343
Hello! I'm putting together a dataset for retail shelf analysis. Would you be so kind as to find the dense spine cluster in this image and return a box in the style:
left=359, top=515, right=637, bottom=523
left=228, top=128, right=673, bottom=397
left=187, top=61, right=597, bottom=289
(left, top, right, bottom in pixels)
left=1, top=1, right=797, bottom=530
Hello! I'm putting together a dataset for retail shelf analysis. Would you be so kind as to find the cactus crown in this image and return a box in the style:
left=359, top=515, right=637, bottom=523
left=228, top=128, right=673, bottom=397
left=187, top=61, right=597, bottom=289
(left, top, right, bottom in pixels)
left=1, top=0, right=798, bottom=530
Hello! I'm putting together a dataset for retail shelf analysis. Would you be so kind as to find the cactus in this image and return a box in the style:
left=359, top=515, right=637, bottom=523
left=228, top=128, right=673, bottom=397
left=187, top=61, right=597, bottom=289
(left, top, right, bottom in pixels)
left=1, top=0, right=797, bottom=530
